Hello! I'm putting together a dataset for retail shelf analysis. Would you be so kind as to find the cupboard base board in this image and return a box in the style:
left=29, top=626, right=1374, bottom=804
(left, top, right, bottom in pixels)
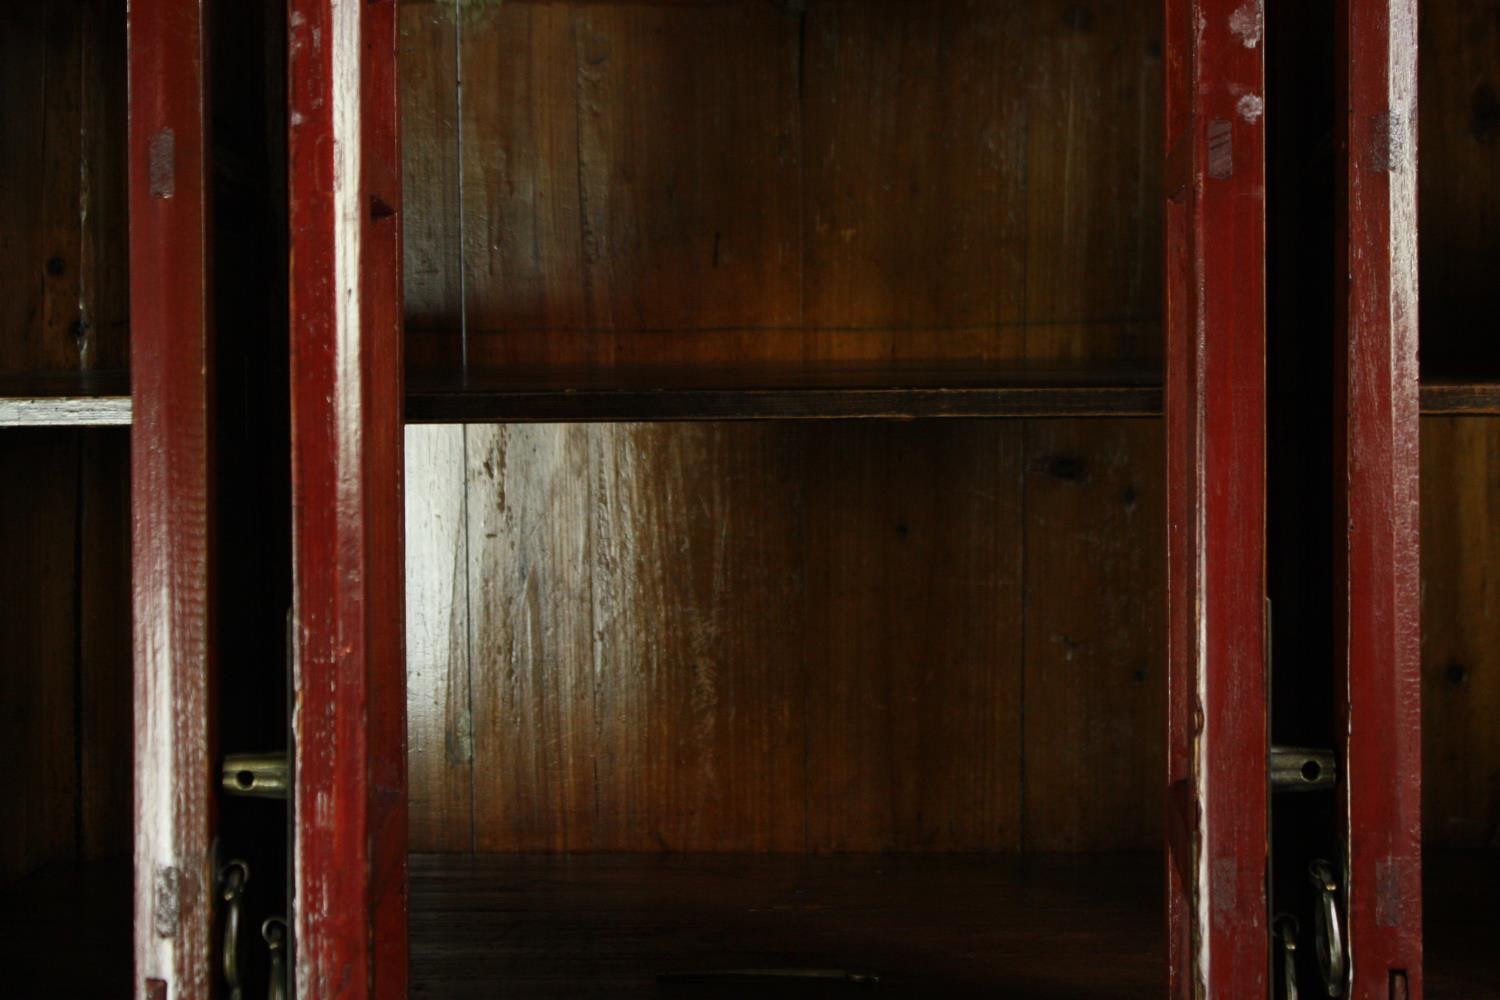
left=1426, top=849, right=1500, bottom=999
left=411, top=852, right=1164, bottom=997
left=1, top=860, right=130, bottom=995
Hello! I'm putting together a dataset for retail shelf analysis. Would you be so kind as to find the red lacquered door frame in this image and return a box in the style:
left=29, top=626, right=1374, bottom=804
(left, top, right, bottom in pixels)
left=1335, top=2, right=1423, bottom=996
left=1164, top=0, right=1269, bottom=995
left=129, top=1, right=215, bottom=997
left=286, top=0, right=407, bottom=995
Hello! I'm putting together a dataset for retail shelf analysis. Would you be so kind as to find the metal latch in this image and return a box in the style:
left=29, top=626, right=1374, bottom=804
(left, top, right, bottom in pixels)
left=1269, top=746, right=1337, bottom=792
left=1273, top=913, right=1300, bottom=1000
left=218, top=860, right=250, bottom=1000
left=1309, top=860, right=1348, bottom=996
left=264, top=917, right=288, bottom=1000
left=222, top=753, right=288, bottom=799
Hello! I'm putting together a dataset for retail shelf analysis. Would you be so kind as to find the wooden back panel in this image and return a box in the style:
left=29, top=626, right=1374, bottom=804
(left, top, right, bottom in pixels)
left=405, top=419, right=1165, bottom=854
left=401, top=0, right=1163, bottom=374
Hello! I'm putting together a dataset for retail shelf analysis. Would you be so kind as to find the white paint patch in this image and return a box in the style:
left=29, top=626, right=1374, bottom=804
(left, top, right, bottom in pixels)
left=1236, top=94, right=1264, bottom=123
left=1229, top=2, right=1263, bottom=48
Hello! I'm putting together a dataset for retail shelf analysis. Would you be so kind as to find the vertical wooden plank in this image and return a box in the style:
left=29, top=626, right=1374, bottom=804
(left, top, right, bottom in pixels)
left=570, top=4, right=803, bottom=366
left=80, top=429, right=133, bottom=860
left=129, top=0, right=214, bottom=995
left=1023, top=0, right=1164, bottom=364
left=38, top=0, right=88, bottom=372
left=1335, top=0, right=1423, bottom=994
left=288, top=0, right=407, bottom=994
left=589, top=425, right=808, bottom=852
left=453, top=422, right=1040, bottom=854
left=1022, top=420, right=1165, bottom=851
left=399, top=0, right=462, bottom=368
left=80, top=0, right=131, bottom=372
left=404, top=425, right=473, bottom=852
left=0, top=0, right=128, bottom=377
left=1416, top=0, right=1500, bottom=377
left=1164, top=0, right=1268, bottom=995
left=804, top=423, right=1023, bottom=852
left=799, top=0, right=1028, bottom=363
left=456, top=3, right=587, bottom=368
left=0, top=2, right=48, bottom=374
left=1419, top=418, right=1500, bottom=849
left=465, top=424, right=599, bottom=851
left=0, top=431, right=80, bottom=883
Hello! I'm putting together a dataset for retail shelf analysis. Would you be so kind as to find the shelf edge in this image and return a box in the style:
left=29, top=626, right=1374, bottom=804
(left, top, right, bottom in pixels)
left=0, top=396, right=134, bottom=428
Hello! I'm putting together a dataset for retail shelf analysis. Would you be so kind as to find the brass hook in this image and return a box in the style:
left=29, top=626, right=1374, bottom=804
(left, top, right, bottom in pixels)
left=1308, top=860, right=1347, bottom=997
left=217, top=860, right=250, bottom=1000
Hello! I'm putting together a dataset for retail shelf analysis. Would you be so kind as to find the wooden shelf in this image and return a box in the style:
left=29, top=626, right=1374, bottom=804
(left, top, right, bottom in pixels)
left=405, top=364, right=1164, bottom=423
left=408, top=368, right=1500, bottom=423
left=1418, top=379, right=1500, bottom=416
left=411, top=852, right=1164, bottom=996
left=0, top=368, right=1481, bottom=427
left=0, top=373, right=131, bottom=427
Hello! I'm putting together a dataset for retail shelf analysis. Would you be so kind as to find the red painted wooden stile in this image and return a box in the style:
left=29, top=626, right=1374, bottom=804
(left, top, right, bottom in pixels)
left=1335, top=1, right=1423, bottom=996
left=129, top=1, right=216, bottom=996
left=1164, top=0, right=1270, bottom=995
left=286, top=0, right=408, bottom=996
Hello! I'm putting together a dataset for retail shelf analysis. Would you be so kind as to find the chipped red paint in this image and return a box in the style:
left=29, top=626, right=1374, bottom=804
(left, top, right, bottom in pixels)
left=287, top=0, right=407, bottom=995
left=128, top=0, right=215, bottom=996
left=1165, top=0, right=1269, bottom=996
left=1335, top=2, right=1423, bottom=996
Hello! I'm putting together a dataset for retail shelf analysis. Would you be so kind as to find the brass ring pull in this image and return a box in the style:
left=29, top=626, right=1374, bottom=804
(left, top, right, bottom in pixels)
left=264, top=917, right=288, bottom=1000
left=218, top=860, right=250, bottom=1000
left=1273, top=913, right=1300, bottom=1000
left=1308, top=860, right=1346, bottom=997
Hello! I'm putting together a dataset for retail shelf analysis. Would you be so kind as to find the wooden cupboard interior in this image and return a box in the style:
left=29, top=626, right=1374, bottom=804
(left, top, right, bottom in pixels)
left=0, top=1, right=133, bottom=994
left=398, top=1, right=1169, bottom=993
left=394, top=1, right=1496, bottom=994
left=1, top=0, right=1495, bottom=996
left=1418, top=1, right=1500, bottom=996
left=1, top=0, right=290, bottom=995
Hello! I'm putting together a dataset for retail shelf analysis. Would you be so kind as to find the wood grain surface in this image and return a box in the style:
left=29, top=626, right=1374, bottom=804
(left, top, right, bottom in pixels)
left=1163, top=0, right=1269, bottom=992
left=0, top=433, right=84, bottom=884
left=408, top=851, right=1166, bottom=997
left=1021, top=420, right=1164, bottom=852
left=399, top=0, right=1161, bottom=375
left=128, top=0, right=217, bottom=992
left=1335, top=0, right=1425, bottom=992
left=0, top=0, right=128, bottom=379
left=1421, top=417, right=1500, bottom=850
left=405, top=420, right=1164, bottom=854
left=288, top=0, right=409, bottom=993
left=1419, top=0, right=1500, bottom=379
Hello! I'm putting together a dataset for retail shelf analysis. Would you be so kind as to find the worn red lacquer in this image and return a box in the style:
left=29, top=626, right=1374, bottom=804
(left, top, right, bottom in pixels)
left=287, top=0, right=407, bottom=995
left=1335, top=1, right=1423, bottom=996
left=1164, top=0, right=1269, bottom=996
left=128, top=0, right=215, bottom=997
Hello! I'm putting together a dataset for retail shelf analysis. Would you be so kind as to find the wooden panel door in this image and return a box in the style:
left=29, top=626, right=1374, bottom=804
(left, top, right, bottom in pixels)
left=286, top=0, right=407, bottom=996
left=1335, top=1, right=1423, bottom=996
left=1164, top=0, right=1270, bottom=995
left=129, top=1, right=215, bottom=995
